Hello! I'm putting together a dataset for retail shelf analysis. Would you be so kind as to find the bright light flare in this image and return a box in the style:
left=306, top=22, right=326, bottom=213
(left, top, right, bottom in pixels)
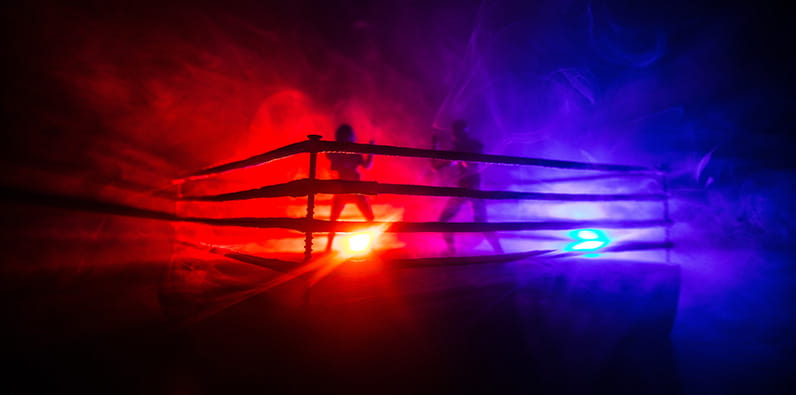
left=345, top=232, right=373, bottom=254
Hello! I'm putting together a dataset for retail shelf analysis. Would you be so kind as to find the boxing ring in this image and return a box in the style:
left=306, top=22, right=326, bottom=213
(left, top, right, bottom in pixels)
left=171, top=134, right=673, bottom=270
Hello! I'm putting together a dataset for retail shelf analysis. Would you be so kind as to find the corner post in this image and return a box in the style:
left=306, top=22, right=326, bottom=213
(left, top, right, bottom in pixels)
left=660, top=164, right=672, bottom=264
left=304, top=135, right=322, bottom=262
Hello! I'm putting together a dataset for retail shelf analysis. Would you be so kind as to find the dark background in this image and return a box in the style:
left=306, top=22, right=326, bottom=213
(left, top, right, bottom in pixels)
left=1, top=0, right=794, bottom=393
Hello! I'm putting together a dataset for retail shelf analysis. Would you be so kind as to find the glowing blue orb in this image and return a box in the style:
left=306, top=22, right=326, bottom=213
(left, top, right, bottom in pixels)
left=570, top=240, right=606, bottom=250
left=564, top=229, right=610, bottom=253
left=575, top=229, right=600, bottom=240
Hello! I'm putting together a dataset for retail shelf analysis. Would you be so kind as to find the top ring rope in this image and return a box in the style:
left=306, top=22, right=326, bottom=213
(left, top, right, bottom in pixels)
left=317, top=141, right=658, bottom=172
left=172, top=141, right=309, bottom=184
left=172, top=137, right=662, bottom=184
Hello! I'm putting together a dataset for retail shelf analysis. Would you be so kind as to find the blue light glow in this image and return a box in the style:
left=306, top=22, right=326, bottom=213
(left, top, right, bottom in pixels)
left=576, top=229, right=600, bottom=240
left=571, top=240, right=606, bottom=250
left=564, top=229, right=610, bottom=253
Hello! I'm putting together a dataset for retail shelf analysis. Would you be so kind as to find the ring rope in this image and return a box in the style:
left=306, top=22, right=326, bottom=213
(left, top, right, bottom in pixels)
left=181, top=178, right=667, bottom=202
left=173, top=138, right=662, bottom=183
